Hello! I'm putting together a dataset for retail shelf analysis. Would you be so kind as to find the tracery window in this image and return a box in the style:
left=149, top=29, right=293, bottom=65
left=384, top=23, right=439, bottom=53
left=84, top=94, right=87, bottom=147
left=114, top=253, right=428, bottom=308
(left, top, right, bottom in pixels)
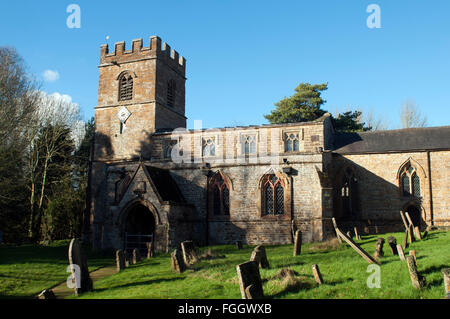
left=400, top=165, right=421, bottom=197
left=118, top=73, right=133, bottom=101
left=202, top=137, right=216, bottom=157
left=209, top=172, right=230, bottom=216
left=284, top=132, right=300, bottom=152
left=243, top=135, right=256, bottom=155
left=262, top=174, right=284, bottom=215
left=167, top=79, right=176, bottom=107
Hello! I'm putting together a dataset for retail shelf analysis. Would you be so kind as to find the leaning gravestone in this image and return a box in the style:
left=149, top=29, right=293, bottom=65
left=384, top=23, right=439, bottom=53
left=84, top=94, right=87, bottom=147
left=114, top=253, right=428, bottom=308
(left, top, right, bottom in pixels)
left=312, top=264, right=323, bottom=284
left=181, top=241, right=198, bottom=265
left=250, top=245, right=270, bottom=269
left=116, top=250, right=125, bottom=272
left=397, top=244, right=406, bottom=261
left=293, top=230, right=302, bottom=256
left=68, top=238, right=93, bottom=296
left=236, top=261, right=264, bottom=299
left=171, top=248, right=186, bottom=273
left=132, top=248, right=141, bottom=264
left=387, top=236, right=398, bottom=255
left=406, top=255, right=426, bottom=289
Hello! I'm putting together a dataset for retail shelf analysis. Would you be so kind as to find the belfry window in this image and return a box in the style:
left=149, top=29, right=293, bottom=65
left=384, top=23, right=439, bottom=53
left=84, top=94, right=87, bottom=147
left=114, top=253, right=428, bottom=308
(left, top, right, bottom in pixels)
left=400, top=165, right=421, bottom=197
left=118, top=73, right=133, bottom=101
left=209, top=172, right=230, bottom=216
left=262, top=174, right=285, bottom=215
left=167, top=79, right=176, bottom=107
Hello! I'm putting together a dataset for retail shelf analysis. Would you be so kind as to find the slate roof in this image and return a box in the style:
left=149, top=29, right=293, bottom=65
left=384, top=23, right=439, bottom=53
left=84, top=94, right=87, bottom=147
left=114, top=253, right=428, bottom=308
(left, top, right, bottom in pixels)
left=333, top=126, right=450, bottom=154
left=145, top=166, right=185, bottom=202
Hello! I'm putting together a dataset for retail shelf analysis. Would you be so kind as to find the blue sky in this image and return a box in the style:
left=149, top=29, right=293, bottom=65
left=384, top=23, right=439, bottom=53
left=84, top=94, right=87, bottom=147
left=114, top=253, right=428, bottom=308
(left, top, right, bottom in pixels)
left=1, top=0, right=449, bottom=129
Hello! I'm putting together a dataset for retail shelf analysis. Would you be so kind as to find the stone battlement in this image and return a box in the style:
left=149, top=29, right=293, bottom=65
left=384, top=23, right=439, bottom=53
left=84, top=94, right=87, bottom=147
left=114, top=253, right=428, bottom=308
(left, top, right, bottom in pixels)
left=100, top=36, right=186, bottom=75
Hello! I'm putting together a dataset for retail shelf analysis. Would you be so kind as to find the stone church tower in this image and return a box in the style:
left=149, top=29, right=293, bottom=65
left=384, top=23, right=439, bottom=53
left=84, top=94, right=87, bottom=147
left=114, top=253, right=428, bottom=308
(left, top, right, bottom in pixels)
left=95, top=35, right=186, bottom=162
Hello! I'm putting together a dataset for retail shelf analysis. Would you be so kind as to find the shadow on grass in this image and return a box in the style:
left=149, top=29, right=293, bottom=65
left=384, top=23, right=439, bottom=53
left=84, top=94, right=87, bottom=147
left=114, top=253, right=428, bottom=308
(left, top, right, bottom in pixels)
left=420, top=264, right=450, bottom=276
left=92, top=276, right=185, bottom=293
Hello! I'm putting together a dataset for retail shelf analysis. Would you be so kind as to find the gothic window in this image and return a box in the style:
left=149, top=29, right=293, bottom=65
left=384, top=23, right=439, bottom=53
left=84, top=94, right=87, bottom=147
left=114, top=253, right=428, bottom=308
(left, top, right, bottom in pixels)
left=400, top=164, right=421, bottom=197
left=285, top=132, right=300, bottom=152
left=167, top=79, right=176, bottom=107
left=118, top=73, right=133, bottom=101
left=209, top=172, right=230, bottom=216
left=262, top=174, right=285, bottom=215
left=202, top=138, right=216, bottom=157
left=243, top=135, right=256, bottom=155
left=338, top=167, right=358, bottom=219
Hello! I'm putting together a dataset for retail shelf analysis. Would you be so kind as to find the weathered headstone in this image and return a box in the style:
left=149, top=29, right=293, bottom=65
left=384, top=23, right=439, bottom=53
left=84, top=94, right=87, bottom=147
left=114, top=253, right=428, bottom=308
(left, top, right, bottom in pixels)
left=399, top=211, right=409, bottom=229
left=293, top=230, right=302, bottom=256
left=132, top=248, right=141, bottom=264
left=236, top=261, right=264, bottom=299
left=37, top=289, right=56, bottom=299
left=146, top=242, right=153, bottom=258
left=442, top=268, right=450, bottom=299
left=68, top=238, right=93, bottom=295
left=124, top=250, right=130, bottom=267
left=236, top=240, right=243, bottom=250
left=406, top=255, right=426, bottom=289
left=409, top=250, right=416, bottom=263
left=312, top=264, right=323, bottom=284
left=116, top=250, right=125, bottom=272
left=181, top=240, right=198, bottom=265
left=403, top=229, right=409, bottom=249
left=354, top=227, right=361, bottom=240
left=335, top=228, right=378, bottom=264
left=374, top=238, right=385, bottom=259
left=414, top=226, right=422, bottom=240
left=387, top=236, right=398, bottom=255
left=397, top=244, right=406, bottom=261
left=331, top=218, right=342, bottom=244
left=250, top=245, right=270, bottom=269
left=171, top=248, right=186, bottom=273
left=408, top=224, right=415, bottom=243
left=405, top=212, right=414, bottom=228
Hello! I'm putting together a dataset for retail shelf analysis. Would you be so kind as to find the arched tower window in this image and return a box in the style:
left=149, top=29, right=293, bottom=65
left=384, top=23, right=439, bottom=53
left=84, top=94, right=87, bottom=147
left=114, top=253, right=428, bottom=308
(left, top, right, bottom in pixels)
left=262, top=174, right=285, bottom=215
left=167, top=79, right=176, bottom=107
left=118, top=73, right=133, bottom=101
left=209, top=172, right=230, bottom=216
left=400, top=165, right=421, bottom=197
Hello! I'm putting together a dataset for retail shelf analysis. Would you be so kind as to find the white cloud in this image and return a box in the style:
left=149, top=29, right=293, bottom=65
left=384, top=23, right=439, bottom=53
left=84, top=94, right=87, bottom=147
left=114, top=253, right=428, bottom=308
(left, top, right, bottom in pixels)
left=42, top=69, right=60, bottom=82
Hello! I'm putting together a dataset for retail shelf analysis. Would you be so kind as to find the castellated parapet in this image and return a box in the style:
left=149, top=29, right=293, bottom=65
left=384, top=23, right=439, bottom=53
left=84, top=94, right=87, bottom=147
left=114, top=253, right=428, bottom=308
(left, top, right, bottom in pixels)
left=100, top=36, right=186, bottom=76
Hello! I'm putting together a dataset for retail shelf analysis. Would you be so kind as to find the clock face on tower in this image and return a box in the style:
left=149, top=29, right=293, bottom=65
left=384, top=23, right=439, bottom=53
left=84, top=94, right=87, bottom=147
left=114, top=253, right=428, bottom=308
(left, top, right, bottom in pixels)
left=117, top=106, right=131, bottom=123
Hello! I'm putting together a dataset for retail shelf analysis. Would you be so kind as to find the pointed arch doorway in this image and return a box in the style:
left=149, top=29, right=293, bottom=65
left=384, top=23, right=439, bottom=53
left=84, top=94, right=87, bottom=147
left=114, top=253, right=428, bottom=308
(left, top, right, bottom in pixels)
left=123, top=202, right=155, bottom=254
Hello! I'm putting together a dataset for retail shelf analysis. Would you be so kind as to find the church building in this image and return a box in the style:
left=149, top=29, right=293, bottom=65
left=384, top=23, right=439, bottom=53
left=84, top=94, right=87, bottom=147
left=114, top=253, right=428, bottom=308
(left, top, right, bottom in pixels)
left=86, top=36, right=450, bottom=253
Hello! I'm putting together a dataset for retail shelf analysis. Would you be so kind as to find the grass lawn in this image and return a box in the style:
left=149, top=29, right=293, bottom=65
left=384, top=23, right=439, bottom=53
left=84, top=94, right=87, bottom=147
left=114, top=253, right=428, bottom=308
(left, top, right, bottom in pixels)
left=0, top=239, right=113, bottom=299
left=72, top=230, right=449, bottom=299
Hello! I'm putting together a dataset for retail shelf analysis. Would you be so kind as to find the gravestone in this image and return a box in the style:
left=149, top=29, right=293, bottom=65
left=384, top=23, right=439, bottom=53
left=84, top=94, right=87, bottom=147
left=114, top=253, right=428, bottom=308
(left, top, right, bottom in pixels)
left=124, top=250, right=130, bottom=267
left=293, top=230, right=302, bottom=256
left=408, top=224, right=415, bottom=243
left=68, top=238, right=93, bottom=295
left=132, top=248, right=141, bottom=264
left=399, top=211, right=409, bottom=229
left=181, top=240, right=198, bottom=265
left=442, top=268, right=450, bottom=299
left=387, top=236, right=398, bottom=255
left=250, top=245, right=270, bottom=269
left=409, top=250, right=416, bottom=263
left=331, top=218, right=343, bottom=244
left=374, top=238, right=385, bottom=259
left=346, top=231, right=352, bottom=238
left=236, top=240, right=243, bottom=250
left=414, top=226, right=422, bottom=240
left=335, top=228, right=378, bottom=264
left=290, top=220, right=297, bottom=244
left=236, top=261, right=264, bottom=299
left=171, top=249, right=186, bottom=273
left=312, top=264, right=323, bottom=284
left=146, top=242, right=153, bottom=258
left=116, top=250, right=125, bottom=272
left=402, top=229, right=409, bottom=249
left=406, top=255, right=426, bottom=289
left=37, top=289, right=56, bottom=299
left=397, top=244, right=406, bottom=261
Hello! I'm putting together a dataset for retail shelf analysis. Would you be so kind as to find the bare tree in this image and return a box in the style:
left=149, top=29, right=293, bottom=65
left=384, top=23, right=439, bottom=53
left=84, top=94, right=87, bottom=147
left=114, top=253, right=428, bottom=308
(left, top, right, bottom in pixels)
left=363, top=108, right=389, bottom=131
left=25, top=92, right=84, bottom=238
left=400, top=100, right=427, bottom=128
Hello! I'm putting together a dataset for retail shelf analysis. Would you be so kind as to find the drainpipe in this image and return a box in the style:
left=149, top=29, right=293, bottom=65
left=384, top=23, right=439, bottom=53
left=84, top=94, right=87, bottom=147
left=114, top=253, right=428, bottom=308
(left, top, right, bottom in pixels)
left=427, top=151, right=434, bottom=225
